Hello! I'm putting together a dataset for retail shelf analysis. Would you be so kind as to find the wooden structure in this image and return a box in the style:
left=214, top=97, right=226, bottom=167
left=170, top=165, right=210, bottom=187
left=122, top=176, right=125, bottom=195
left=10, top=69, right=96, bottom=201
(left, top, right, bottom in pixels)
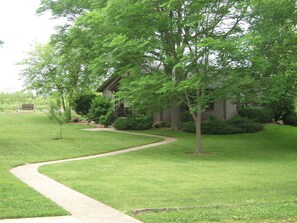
left=21, top=104, right=35, bottom=111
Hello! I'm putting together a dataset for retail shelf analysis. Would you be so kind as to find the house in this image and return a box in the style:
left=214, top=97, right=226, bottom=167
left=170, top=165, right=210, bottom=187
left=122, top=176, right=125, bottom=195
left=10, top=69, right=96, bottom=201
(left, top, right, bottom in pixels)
left=98, top=76, right=237, bottom=122
left=98, top=76, right=132, bottom=118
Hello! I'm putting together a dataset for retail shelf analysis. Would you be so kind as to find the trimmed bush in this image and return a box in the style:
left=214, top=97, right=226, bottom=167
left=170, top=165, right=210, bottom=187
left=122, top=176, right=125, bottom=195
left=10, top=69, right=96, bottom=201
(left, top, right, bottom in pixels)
left=238, top=107, right=274, bottom=123
left=182, top=116, right=263, bottom=134
left=181, top=111, right=194, bottom=122
left=181, top=122, right=196, bottom=133
left=228, top=115, right=264, bottom=133
left=114, top=117, right=130, bottom=130
left=114, top=115, right=153, bottom=130
left=73, top=94, right=96, bottom=116
left=202, top=118, right=244, bottom=134
left=283, top=113, right=297, bottom=126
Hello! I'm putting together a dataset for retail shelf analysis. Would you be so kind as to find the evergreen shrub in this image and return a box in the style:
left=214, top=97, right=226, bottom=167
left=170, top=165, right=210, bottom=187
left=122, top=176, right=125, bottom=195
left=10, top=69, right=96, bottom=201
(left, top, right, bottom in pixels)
left=114, top=115, right=152, bottom=130
left=238, top=107, right=274, bottom=123
left=181, top=122, right=196, bottom=133
left=73, top=94, right=96, bottom=116
left=87, top=96, right=111, bottom=124
left=228, top=115, right=264, bottom=133
left=283, top=113, right=297, bottom=126
left=182, top=115, right=263, bottom=134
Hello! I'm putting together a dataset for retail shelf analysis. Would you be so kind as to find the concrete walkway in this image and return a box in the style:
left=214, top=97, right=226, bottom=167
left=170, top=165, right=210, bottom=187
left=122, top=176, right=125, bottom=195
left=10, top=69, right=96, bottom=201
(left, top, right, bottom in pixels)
left=3, top=128, right=176, bottom=223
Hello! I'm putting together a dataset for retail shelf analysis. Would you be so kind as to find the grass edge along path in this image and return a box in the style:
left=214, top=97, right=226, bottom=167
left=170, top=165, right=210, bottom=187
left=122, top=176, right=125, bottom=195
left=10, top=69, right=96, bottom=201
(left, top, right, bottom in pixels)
left=0, top=113, right=162, bottom=219
left=7, top=128, right=176, bottom=223
left=40, top=125, right=297, bottom=223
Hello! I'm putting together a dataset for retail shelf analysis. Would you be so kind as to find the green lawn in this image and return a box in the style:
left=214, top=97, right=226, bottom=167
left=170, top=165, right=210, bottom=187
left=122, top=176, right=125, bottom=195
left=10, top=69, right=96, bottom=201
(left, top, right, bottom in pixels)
left=40, top=125, right=297, bottom=223
left=0, top=112, right=160, bottom=219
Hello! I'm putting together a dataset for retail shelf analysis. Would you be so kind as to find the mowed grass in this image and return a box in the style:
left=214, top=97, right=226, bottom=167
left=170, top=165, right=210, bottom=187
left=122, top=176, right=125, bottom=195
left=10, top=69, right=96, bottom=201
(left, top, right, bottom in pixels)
left=40, top=125, right=297, bottom=222
left=0, top=112, right=160, bottom=219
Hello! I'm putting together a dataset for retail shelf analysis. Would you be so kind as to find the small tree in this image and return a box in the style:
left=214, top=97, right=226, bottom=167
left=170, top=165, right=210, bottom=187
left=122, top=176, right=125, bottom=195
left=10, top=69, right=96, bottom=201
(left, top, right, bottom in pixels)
left=48, top=98, right=67, bottom=140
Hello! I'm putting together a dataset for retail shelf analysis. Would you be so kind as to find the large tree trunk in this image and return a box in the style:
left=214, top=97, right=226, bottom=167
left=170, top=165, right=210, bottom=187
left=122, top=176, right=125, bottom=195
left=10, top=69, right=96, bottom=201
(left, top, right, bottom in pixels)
left=171, top=106, right=181, bottom=131
left=195, top=110, right=202, bottom=154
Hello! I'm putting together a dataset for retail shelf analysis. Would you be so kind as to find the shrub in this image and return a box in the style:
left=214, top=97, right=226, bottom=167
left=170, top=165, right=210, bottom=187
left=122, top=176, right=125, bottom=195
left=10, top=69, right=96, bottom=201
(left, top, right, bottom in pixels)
left=181, top=111, right=194, bottom=122
left=114, top=115, right=152, bottom=130
left=202, top=118, right=244, bottom=134
left=283, top=113, right=297, bottom=126
left=73, top=94, right=96, bottom=116
left=238, top=107, right=274, bottom=123
left=87, top=96, right=111, bottom=123
left=153, top=121, right=171, bottom=128
left=182, top=116, right=263, bottom=134
left=181, top=122, right=196, bottom=133
left=113, top=117, right=130, bottom=130
left=266, top=97, right=295, bottom=121
left=99, top=110, right=114, bottom=127
left=227, top=115, right=264, bottom=133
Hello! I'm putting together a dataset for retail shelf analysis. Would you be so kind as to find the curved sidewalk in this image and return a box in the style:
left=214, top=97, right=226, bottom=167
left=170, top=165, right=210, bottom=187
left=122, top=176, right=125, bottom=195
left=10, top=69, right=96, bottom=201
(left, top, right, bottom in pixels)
left=4, top=128, right=176, bottom=223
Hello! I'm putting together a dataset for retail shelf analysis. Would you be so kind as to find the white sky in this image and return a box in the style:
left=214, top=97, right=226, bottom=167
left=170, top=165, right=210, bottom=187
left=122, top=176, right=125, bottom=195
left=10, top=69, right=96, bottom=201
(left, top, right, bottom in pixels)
left=0, top=0, right=61, bottom=92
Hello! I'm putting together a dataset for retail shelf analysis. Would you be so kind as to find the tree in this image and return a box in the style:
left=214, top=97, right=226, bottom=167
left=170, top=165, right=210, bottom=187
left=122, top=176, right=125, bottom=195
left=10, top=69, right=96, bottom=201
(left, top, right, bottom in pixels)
left=48, top=96, right=67, bottom=139
left=81, top=0, right=251, bottom=154
left=18, top=43, right=69, bottom=113
left=37, top=0, right=93, bottom=21
left=247, top=0, right=297, bottom=119
left=36, top=0, right=296, bottom=154
left=19, top=31, right=99, bottom=120
left=0, top=40, right=3, bottom=46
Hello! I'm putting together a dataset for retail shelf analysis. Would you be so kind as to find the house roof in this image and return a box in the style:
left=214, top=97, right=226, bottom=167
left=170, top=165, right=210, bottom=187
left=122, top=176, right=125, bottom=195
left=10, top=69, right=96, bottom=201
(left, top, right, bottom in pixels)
left=97, top=76, right=121, bottom=92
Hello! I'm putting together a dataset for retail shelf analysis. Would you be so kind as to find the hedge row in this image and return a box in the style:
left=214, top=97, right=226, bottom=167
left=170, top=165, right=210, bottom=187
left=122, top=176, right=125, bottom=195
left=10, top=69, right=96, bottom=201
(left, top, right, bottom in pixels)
left=114, top=115, right=153, bottom=130
left=182, top=116, right=263, bottom=134
left=238, top=106, right=297, bottom=126
left=237, top=107, right=274, bottom=123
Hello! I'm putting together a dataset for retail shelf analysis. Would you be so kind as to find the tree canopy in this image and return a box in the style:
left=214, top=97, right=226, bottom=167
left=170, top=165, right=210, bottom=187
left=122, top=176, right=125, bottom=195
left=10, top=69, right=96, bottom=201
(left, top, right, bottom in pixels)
left=19, top=0, right=297, bottom=153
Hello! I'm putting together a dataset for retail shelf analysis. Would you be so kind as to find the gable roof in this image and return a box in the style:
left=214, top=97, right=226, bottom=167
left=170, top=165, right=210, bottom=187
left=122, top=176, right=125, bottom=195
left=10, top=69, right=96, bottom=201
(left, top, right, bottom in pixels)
left=97, top=76, right=121, bottom=92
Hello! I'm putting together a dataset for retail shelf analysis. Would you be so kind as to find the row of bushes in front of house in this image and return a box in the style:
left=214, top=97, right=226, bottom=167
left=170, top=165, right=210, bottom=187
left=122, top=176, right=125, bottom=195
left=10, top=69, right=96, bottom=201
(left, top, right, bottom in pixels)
left=182, top=115, right=263, bottom=134
left=237, top=106, right=297, bottom=126
left=113, top=114, right=264, bottom=134
left=73, top=93, right=296, bottom=132
left=181, top=105, right=297, bottom=134
left=114, top=115, right=153, bottom=130
left=237, top=107, right=274, bottom=123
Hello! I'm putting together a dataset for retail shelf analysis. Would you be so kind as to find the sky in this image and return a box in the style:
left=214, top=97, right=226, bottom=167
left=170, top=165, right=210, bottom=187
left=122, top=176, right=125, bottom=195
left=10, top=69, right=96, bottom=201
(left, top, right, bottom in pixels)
left=0, top=0, right=61, bottom=92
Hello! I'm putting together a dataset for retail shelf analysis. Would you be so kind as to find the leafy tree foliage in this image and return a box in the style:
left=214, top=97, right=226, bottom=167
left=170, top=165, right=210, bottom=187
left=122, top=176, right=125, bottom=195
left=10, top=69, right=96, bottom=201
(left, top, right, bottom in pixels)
left=34, top=0, right=297, bottom=153
left=19, top=43, right=70, bottom=117
left=37, top=0, right=92, bottom=21
left=89, top=0, right=251, bottom=153
left=48, top=97, right=68, bottom=139
left=246, top=0, right=297, bottom=116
